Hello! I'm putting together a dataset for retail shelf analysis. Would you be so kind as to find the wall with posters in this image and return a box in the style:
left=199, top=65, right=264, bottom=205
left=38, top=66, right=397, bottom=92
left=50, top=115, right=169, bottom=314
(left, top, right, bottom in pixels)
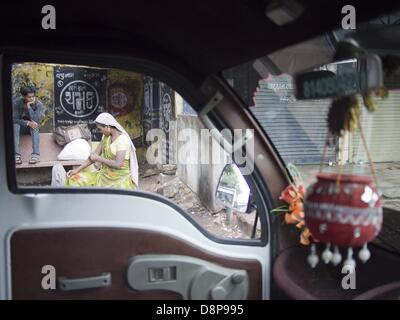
left=11, top=63, right=175, bottom=163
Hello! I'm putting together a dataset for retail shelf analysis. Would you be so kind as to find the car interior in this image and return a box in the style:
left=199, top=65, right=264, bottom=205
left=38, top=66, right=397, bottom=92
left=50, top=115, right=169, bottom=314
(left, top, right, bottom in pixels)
left=1, top=0, right=400, bottom=300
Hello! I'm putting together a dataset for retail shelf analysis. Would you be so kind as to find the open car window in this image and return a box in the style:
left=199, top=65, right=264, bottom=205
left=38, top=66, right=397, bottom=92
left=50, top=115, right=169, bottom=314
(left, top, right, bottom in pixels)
left=8, top=61, right=262, bottom=242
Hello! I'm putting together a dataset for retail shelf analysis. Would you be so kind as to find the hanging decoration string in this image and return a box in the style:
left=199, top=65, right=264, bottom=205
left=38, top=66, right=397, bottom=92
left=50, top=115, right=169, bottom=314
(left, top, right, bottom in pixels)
left=357, top=119, right=379, bottom=189
left=319, top=129, right=330, bottom=173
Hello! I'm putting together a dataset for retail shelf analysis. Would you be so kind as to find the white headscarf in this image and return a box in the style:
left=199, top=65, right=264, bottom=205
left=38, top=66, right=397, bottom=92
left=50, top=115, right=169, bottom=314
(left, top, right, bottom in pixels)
left=95, top=112, right=139, bottom=187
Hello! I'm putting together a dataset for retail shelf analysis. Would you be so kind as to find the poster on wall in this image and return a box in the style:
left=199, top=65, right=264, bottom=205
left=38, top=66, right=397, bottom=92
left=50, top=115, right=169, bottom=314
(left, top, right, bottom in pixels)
left=107, top=69, right=143, bottom=143
left=53, top=66, right=107, bottom=141
left=142, top=77, right=175, bottom=163
left=142, top=76, right=156, bottom=147
left=159, top=82, right=175, bottom=163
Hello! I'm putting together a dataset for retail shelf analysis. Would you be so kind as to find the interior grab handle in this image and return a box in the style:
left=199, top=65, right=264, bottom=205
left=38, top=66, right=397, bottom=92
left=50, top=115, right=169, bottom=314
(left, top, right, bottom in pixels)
left=58, top=272, right=111, bottom=291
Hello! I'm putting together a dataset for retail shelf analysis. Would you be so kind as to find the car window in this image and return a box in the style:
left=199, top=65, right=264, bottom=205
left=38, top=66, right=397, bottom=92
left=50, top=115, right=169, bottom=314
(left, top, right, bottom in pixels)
left=223, top=11, right=400, bottom=253
left=10, top=62, right=261, bottom=241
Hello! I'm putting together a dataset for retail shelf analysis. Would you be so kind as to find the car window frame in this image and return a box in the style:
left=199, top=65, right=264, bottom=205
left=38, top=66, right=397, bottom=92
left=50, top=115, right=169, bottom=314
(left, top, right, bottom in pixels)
left=1, top=49, right=271, bottom=247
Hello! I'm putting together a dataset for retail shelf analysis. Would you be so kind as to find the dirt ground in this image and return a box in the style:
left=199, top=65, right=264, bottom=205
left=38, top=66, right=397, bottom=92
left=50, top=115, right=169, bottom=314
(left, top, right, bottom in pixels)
left=138, top=163, right=256, bottom=240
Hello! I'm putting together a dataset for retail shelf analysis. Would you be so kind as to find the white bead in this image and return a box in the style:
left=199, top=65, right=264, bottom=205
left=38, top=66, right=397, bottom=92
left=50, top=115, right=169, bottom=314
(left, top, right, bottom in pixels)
left=358, top=244, right=371, bottom=263
left=331, top=246, right=342, bottom=266
left=343, top=248, right=356, bottom=268
left=322, top=244, right=333, bottom=264
left=307, top=244, right=319, bottom=268
left=343, top=258, right=356, bottom=268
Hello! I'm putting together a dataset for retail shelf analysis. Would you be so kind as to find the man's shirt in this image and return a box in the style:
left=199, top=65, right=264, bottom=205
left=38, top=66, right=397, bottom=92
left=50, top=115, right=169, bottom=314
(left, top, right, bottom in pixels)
left=13, top=97, right=43, bottom=127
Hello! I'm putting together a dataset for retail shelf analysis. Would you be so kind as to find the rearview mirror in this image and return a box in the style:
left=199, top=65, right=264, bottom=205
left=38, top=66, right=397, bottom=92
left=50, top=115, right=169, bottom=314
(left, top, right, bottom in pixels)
left=216, top=164, right=251, bottom=213
left=294, top=53, right=383, bottom=100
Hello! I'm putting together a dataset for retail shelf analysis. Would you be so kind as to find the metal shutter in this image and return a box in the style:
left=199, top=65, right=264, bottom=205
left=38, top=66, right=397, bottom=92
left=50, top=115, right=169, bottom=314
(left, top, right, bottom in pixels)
left=350, top=91, right=400, bottom=163
left=251, top=77, right=335, bottom=164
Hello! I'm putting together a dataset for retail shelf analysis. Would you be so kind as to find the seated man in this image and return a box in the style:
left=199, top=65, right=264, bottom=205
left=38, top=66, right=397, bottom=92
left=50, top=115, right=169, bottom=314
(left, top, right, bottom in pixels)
left=13, top=85, right=43, bottom=164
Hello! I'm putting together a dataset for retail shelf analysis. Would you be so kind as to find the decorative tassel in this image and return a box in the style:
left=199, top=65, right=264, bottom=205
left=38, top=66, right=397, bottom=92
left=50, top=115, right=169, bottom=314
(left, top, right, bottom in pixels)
left=343, top=247, right=356, bottom=268
left=322, top=243, right=333, bottom=264
left=331, top=246, right=342, bottom=266
left=307, top=244, right=319, bottom=268
left=358, top=243, right=371, bottom=263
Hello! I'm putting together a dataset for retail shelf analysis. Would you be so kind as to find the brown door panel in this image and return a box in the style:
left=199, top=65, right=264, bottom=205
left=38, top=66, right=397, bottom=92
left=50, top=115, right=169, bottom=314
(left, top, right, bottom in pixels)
left=11, top=228, right=262, bottom=299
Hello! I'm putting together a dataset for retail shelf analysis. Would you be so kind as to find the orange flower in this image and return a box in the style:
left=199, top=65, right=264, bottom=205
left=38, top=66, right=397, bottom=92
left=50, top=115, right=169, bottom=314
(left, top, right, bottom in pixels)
left=284, top=212, right=303, bottom=224
left=289, top=198, right=303, bottom=213
left=280, top=183, right=305, bottom=204
left=296, top=220, right=305, bottom=229
left=298, top=184, right=306, bottom=198
left=279, top=183, right=298, bottom=204
left=277, top=182, right=314, bottom=246
left=300, top=228, right=312, bottom=245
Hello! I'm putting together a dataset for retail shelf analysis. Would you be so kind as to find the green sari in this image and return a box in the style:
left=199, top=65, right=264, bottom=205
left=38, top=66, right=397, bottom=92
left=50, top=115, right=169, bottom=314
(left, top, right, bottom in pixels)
left=66, top=135, right=137, bottom=190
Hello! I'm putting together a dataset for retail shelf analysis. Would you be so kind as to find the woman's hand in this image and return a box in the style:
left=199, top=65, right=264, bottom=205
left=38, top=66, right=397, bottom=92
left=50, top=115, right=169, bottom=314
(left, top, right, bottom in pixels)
left=27, top=121, right=39, bottom=129
left=90, top=153, right=102, bottom=162
left=67, top=168, right=80, bottom=177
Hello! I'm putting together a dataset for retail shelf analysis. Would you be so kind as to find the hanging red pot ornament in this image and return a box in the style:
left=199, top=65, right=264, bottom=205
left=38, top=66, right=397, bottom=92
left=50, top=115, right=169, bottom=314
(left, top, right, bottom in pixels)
left=302, top=41, right=389, bottom=269
left=304, top=101, right=383, bottom=269
left=304, top=173, right=382, bottom=268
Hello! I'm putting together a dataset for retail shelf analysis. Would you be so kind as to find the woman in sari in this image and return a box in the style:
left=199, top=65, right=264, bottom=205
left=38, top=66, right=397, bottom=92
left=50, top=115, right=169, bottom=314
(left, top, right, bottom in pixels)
left=52, top=112, right=139, bottom=190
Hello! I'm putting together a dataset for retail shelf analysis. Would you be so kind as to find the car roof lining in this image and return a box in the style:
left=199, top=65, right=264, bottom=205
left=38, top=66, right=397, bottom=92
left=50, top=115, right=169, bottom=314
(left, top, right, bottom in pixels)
left=1, top=1, right=399, bottom=79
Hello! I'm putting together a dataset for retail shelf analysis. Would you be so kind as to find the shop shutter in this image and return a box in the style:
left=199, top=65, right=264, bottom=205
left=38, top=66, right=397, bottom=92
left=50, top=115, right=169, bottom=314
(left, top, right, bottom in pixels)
left=350, top=91, right=400, bottom=163
left=251, top=78, right=335, bottom=165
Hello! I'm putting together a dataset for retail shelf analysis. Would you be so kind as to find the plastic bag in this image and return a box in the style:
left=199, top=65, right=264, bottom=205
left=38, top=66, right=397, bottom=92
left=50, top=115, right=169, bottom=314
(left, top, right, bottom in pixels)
left=57, top=138, right=91, bottom=161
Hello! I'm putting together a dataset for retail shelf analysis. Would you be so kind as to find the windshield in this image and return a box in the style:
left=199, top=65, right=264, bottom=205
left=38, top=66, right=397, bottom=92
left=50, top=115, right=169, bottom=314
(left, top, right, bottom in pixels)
left=222, top=11, right=400, bottom=254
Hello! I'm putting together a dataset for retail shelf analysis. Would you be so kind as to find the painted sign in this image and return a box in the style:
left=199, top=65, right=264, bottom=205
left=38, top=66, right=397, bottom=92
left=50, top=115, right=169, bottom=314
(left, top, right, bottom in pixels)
left=54, top=66, right=107, bottom=140
left=142, top=77, right=175, bottom=162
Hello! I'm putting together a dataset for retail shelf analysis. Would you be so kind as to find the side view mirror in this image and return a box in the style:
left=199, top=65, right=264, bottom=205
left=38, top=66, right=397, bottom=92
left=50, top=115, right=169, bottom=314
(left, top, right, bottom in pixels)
left=215, top=164, right=252, bottom=214
left=293, top=53, right=383, bottom=100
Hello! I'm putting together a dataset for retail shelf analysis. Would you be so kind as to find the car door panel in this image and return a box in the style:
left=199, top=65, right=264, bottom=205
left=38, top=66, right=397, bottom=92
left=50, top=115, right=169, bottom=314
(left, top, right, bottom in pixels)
left=11, top=228, right=262, bottom=299
left=11, top=227, right=262, bottom=299
left=0, top=190, right=269, bottom=300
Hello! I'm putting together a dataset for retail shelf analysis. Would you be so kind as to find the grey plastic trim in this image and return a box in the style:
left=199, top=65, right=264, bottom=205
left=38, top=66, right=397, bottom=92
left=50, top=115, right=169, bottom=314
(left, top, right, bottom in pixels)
left=57, top=272, right=111, bottom=291
left=126, top=254, right=248, bottom=300
left=199, top=91, right=230, bottom=151
left=199, top=91, right=254, bottom=154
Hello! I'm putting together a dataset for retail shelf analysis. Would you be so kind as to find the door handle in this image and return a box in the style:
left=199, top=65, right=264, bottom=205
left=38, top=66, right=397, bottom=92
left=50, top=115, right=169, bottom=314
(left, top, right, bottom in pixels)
left=58, top=272, right=111, bottom=291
